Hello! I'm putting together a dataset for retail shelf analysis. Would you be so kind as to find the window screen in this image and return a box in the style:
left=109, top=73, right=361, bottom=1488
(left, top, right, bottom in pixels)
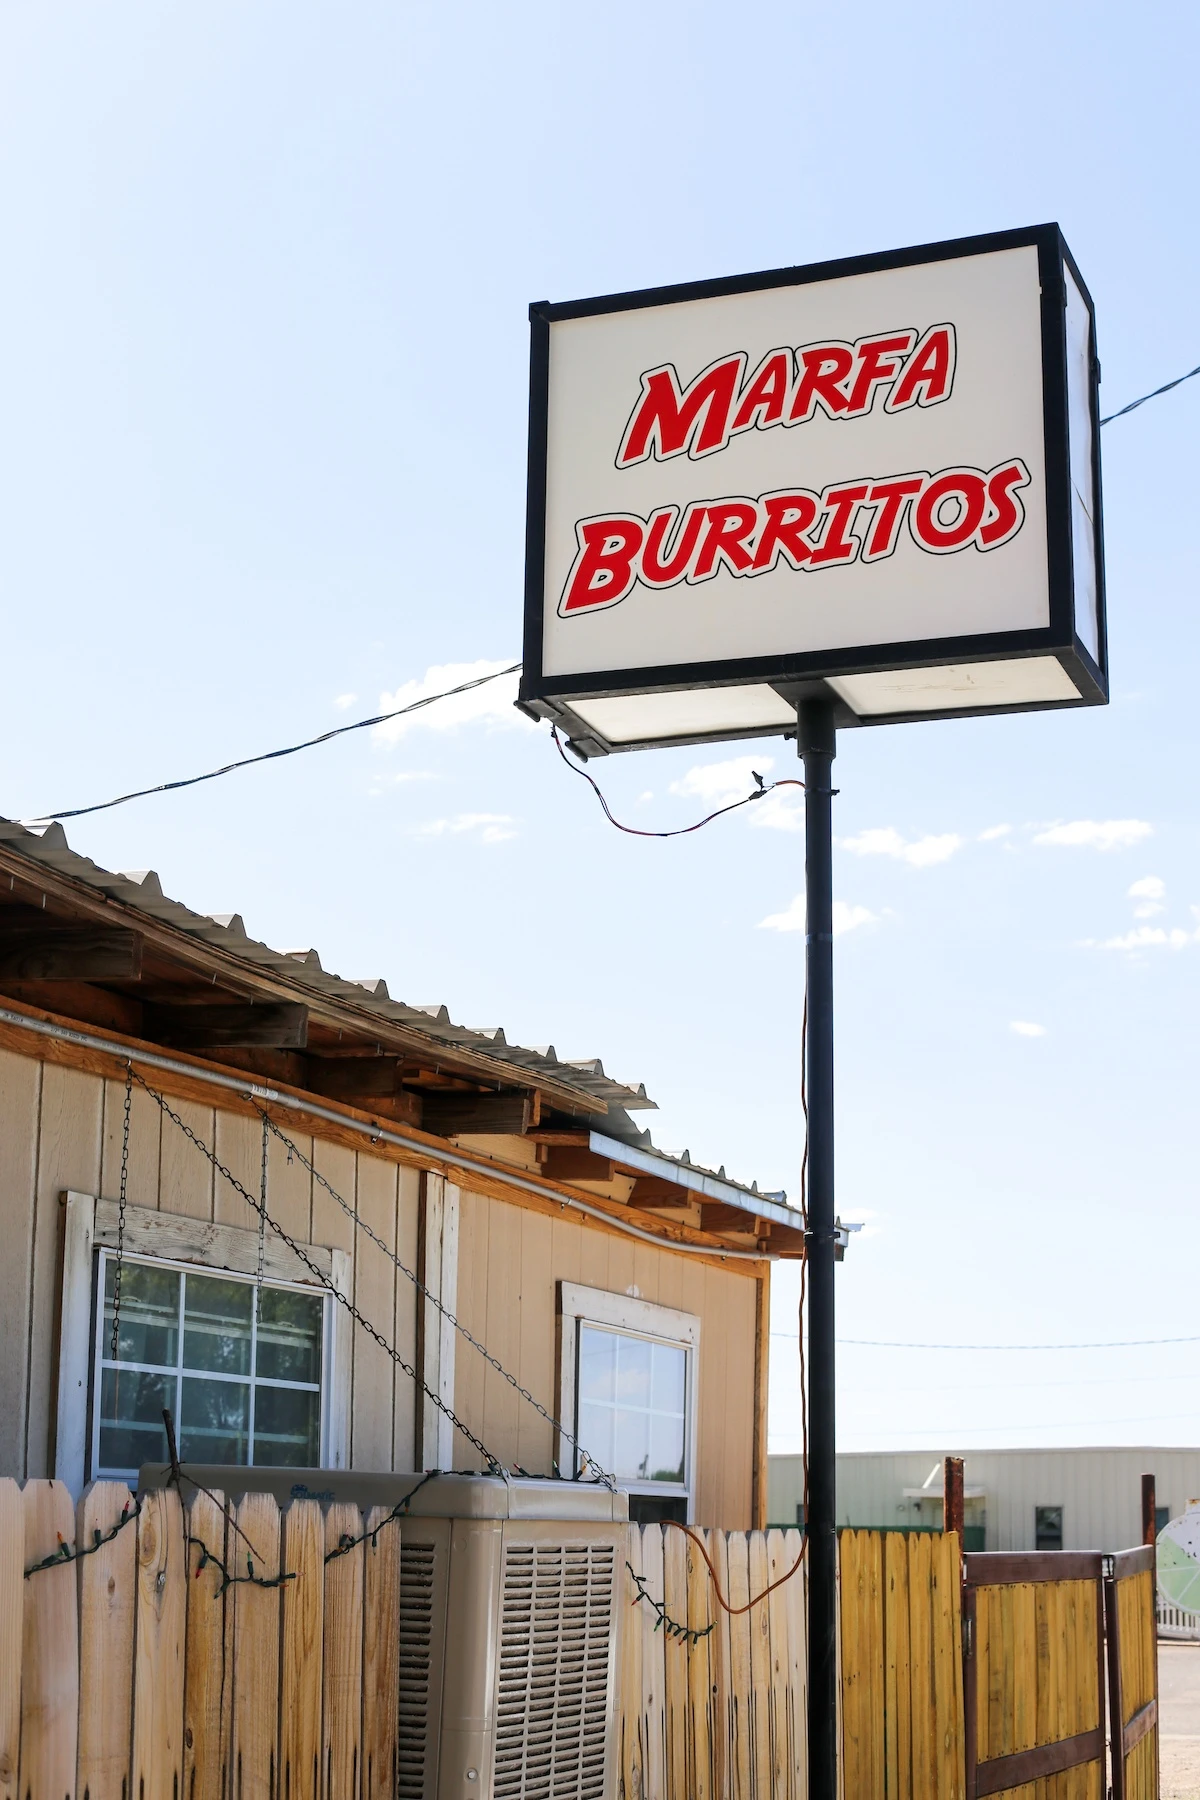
left=95, top=1252, right=325, bottom=1480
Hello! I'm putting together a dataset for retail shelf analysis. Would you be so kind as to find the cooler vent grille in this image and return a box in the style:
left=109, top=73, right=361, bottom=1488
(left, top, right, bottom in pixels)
left=397, top=1539, right=437, bottom=1799
left=493, top=1541, right=615, bottom=1799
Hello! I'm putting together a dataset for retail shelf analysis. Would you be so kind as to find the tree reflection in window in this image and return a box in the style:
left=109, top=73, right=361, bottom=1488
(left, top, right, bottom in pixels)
left=96, top=1254, right=324, bottom=1479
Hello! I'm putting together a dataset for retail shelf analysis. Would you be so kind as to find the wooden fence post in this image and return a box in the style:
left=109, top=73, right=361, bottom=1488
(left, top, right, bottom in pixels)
left=0, top=1481, right=23, bottom=1800
left=1141, top=1475, right=1157, bottom=1548
left=943, top=1458, right=964, bottom=1546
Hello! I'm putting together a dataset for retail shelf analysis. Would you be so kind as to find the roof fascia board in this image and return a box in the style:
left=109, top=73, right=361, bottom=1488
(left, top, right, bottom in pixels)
left=590, top=1130, right=800, bottom=1228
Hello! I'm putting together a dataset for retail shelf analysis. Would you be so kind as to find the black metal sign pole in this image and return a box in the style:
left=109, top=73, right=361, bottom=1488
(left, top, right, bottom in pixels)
left=799, top=697, right=838, bottom=1800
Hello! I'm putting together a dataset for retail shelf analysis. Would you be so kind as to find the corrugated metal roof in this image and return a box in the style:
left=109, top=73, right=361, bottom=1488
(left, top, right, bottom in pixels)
left=0, top=815, right=650, bottom=1113
left=0, top=813, right=794, bottom=1216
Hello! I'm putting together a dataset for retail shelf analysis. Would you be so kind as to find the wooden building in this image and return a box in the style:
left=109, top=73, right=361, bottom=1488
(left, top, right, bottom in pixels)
left=0, top=815, right=804, bottom=1528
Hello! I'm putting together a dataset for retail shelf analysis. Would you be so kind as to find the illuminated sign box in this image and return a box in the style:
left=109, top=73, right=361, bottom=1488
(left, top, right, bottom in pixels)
left=519, top=223, right=1106, bottom=755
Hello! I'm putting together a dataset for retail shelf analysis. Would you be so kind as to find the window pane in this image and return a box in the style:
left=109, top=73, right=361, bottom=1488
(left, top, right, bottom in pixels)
left=180, top=1376, right=249, bottom=1464
left=183, top=1275, right=253, bottom=1375
left=651, top=1343, right=686, bottom=1416
left=254, top=1385, right=320, bottom=1465
left=615, top=1336, right=651, bottom=1406
left=578, top=1328, right=617, bottom=1404
left=99, top=1368, right=173, bottom=1472
left=103, top=1261, right=179, bottom=1367
left=649, top=1413, right=685, bottom=1484
left=256, top=1289, right=323, bottom=1384
left=576, top=1401, right=614, bottom=1478
left=614, top=1407, right=650, bottom=1482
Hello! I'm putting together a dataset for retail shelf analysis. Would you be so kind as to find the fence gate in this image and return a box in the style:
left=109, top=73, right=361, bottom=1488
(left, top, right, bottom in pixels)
left=1105, top=1546, right=1159, bottom=1800
left=962, top=1551, right=1107, bottom=1799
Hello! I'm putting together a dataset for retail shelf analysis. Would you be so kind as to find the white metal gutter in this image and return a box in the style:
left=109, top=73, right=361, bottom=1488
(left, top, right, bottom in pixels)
left=0, top=1006, right=775, bottom=1262
left=590, top=1130, right=801, bottom=1229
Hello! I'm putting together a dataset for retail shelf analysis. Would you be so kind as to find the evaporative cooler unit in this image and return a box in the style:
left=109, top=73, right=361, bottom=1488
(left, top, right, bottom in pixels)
left=141, top=1467, right=628, bottom=1800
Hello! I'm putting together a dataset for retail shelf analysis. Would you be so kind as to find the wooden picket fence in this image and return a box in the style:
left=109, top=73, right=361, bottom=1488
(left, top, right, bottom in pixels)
left=1, top=1476, right=403, bottom=1800
left=0, top=1482, right=1160, bottom=1800
left=838, top=1528, right=965, bottom=1800
left=617, top=1524, right=809, bottom=1800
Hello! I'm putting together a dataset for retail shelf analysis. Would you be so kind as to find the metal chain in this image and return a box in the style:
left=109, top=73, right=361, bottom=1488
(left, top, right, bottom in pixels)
left=256, top=1112, right=268, bottom=1318
left=131, top=1070, right=507, bottom=1478
left=256, top=1108, right=617, bottom=1491
left=109, top=1063, right=133, bottom=1359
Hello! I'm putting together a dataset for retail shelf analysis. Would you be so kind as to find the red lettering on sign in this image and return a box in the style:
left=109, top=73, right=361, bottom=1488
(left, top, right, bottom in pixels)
left=617, top=355, right=746, bottom=466
left=862, top=475, right=925, bottom=562
left=752, top=492, right=821, bottom=571
left=641, top=504, right=707, bottom=586
left=980, top=460, right=1031, bottom=548
left=693, top=502, right=760, bottom=578
left=559, top=517, right=645, bottom=614
left=912, top=470, right=988, bottom=551
left=731, top=350, right=793, bottom=433
left=789, top=344, right=855, bottom=422
left=886, top=324, right=956, bottom=412
left=556, top=460, right=1030, bottom=617
left=844, top=331, right=918, bottom=417
left=809, top=483, right=871, bottom=566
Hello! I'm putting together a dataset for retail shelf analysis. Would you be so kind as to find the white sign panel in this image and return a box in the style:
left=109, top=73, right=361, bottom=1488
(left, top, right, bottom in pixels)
left=520, top=225, right=1105, bottom=753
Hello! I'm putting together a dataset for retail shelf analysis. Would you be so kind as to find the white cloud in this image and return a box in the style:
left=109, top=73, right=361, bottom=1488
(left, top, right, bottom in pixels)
left=372, top=660, right=529, bottom=744
left=1128, top=875, right=1166, bottom=918
left=1091, top=922, right=1200, bottom=952
left=334, top=692, right=358, bottom=710
left=839, top=826, right=964, bottom=867
left=978, top=824, right=1012, bottom=841
left=758, top=895, right=879, bottom=936
left=415, top=812, right=517, bottom=844
left=1010, top=1020, right=1047, bottom=1038
left=671, top=755, right=773, bottom=807
left=748, top=788, right=805, bottom=832
left=1032, top=819, right=1152, bottom=851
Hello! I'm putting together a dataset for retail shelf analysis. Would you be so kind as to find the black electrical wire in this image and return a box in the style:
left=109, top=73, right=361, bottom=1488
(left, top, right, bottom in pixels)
left=24, top=662, right=522, bottom=825
left=551, top=724, right=803, bottom=835
left=770, top=1331, right=1200, bottom=1351
left=1100, top=360, right=1200, bottom=425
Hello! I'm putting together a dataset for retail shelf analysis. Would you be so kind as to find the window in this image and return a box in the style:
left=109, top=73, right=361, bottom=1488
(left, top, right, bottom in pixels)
left=93, top=1250, right=327, bottom=1481
left=1035, top=1505, right=1063, bottom=1550
left=557, top=1281, right=699, bottom=1523
left=577, top=1325, right=687, bottom=1486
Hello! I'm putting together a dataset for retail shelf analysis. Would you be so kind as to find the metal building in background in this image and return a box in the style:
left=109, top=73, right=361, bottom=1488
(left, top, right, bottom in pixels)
left=768, top=1446, right=1200, bottom=1551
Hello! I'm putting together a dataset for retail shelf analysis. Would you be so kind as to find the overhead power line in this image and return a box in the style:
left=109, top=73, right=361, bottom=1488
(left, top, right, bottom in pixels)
left=1100, top=360, right=1200, bottom=425
left=25, top=662, right=522, bottom=825
left=771, top=1331, right=1200, bottom=1351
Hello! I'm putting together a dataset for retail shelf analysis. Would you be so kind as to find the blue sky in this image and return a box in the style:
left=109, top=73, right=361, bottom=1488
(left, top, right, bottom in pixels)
left=1, top=2, right=1197, bottom=1456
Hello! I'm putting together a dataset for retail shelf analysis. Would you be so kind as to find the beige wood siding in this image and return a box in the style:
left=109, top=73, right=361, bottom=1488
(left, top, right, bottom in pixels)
left=1, top=1045, right=760, bottom=1526
left=452, top=1187, right=758, bottom=1529
left=0, top=1050, right=420, bottom=1481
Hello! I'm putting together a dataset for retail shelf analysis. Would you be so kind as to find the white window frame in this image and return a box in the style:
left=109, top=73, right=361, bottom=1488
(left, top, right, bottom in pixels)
left=91, top=1246, right=332, bottom=1483
left=55, top=1192, right=351, bottom=1496
left=556, top=1280, right=700, bottom=1521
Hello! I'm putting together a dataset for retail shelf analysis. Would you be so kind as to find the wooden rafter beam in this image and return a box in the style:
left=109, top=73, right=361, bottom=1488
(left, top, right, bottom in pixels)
left=422, top=1093, right=535, bottom=1137
left=0, top=924, right=143, bottom=981
left=148, top=1002, right=309, bottom=1050
left=540, top=1145, right=615, bottom=1183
